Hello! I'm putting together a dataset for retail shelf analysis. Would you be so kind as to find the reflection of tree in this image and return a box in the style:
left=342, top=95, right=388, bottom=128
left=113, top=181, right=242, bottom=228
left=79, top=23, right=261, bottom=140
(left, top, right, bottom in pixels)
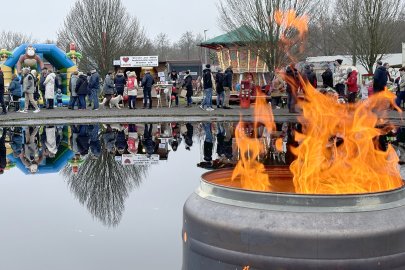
left=61, top=150, right=148, bottom=227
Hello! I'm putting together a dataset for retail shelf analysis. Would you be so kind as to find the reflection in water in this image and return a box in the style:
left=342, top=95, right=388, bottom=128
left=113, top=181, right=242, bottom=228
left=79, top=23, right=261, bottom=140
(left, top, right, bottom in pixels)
left=62, top=124, right=148, bottom=227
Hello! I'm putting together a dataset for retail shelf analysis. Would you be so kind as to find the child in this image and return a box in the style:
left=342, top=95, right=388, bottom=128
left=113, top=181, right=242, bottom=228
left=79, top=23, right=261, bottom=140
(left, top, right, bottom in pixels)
left=56, top=89, right=63, bottom=107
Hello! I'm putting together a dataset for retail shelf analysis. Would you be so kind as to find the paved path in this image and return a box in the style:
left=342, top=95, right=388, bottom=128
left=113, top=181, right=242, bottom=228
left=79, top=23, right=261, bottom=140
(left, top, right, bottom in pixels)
left=0, top=105, right=403, bottom=126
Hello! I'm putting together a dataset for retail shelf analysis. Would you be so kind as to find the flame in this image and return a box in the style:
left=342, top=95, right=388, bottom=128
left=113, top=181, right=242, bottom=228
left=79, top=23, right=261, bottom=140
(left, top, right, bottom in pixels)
left=232, top=90, right=274, bottom=191
left=231, top=9, right=403, bottom=195
left=288, top=80, right=403, bottom=194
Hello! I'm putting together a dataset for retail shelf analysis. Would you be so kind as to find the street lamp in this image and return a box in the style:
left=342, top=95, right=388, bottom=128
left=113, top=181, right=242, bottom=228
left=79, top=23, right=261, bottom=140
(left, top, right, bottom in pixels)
left=204, top=29, right=208, bottom=65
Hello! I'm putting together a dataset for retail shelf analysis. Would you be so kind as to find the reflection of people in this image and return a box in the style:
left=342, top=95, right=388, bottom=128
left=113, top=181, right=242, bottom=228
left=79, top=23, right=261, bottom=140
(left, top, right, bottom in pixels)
left=216, top=123, right=233, bottom=160
left=10, top=127, right=23, bottom=158
left=0, top=128, right=7, bottom=174
left=103, top=125, right=116, bottom=154
left=77, top=125, right=90, bottom=156
left=197, top=122, right=213, bottom=168
left=20, top=126, right=43, bottom=174
left=115, top=129, right=127, bottom=155
left=142, top=124, right=155, bottom=157
left=127, top=124, right=139, bottom=154
left=183, top=123, right=194, bottom=150
left=89, top=125, right=101, bottom=159
left=170, top=123, right=182, bottom=151
left=41, top=126, right=58, bottom=158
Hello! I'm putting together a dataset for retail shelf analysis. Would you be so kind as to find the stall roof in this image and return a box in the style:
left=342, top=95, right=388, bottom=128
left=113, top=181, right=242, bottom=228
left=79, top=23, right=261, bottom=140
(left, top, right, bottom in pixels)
left=200, top=26, right=254, bottom=49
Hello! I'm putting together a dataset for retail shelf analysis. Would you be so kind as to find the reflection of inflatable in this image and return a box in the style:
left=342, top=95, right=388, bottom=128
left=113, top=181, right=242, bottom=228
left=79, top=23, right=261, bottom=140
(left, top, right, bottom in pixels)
left=1, top=44, right=78, bottom=92
left=8, top=144, right=74, bottom=175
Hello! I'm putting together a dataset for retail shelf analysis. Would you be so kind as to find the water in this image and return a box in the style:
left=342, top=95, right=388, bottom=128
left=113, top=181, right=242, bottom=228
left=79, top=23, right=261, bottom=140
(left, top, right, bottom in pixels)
left=1, top=122, right=405, bottom=270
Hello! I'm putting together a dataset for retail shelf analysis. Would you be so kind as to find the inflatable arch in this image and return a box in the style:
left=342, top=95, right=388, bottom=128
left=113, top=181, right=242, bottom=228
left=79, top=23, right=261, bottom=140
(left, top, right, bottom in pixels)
left=1, top=43, right=78, bottom=92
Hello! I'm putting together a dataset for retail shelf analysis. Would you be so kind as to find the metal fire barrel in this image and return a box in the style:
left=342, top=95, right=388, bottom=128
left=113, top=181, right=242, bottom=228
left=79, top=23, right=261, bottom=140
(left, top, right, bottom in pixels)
left=182, top=168, right=405, bottom=270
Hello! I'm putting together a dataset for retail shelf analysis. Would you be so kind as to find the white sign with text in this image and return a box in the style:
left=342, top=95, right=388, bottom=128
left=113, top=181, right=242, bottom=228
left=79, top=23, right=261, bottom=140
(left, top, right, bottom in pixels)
left=120, top=56, right=159, bottom=67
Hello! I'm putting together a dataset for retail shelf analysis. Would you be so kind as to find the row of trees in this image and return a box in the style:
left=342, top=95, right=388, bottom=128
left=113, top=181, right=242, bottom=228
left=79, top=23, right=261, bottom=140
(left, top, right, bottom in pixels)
left=219, top=0, right=405, bottom=73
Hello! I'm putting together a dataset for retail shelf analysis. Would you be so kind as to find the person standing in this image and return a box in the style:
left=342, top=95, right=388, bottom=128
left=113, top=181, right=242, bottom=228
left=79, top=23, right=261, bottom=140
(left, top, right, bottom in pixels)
left=68, top=71, right=79, bottom=109
left=333, top=59, right=345, bottom=98
left=286, top=65, right=299, bottom=113
left=44, top=72, right=56, bottom=109
left=0, top=128, right=7, bottom=174
left=114, top=70, right=126, bottom=104
left=182, top=70, right=193, bottom=107
left=271, top=74, right=285, bottom=109
left=200, top=64, right=214, bottom=111
left=56, top=89, right=63, bottom=107
left=215, top=69, right=225, bottom=108
left=76, top=72, right=89, bottom=110
left=88, top=69, right=100, bottom=110
left=222, top=66, right=233, bottom=109
left=141, top=70, right=154, bottom=109
left=302, top=64, right=317, bottom=88
left=395, top=67, right=405, bottom=107
left=39, top=68, right=48, bottom=107
left=8, top=74, right=22, bottom=112
left=373, top=63, right=389, bottom=93
left=20, top=68, right=40, bottom=113
left=346, top=68, right=358, bottom=103
left=103, top=71, right=115, bottom=109
left=127, top=72, right=138, bottom=109
left=0, top=68, right=6, bottom=115
left=321, top=64, right=333, bottom=88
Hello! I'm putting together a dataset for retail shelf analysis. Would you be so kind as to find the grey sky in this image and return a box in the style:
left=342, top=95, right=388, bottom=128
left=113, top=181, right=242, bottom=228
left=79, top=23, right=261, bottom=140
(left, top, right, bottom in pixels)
left=0, top=0, right=222, bottom=43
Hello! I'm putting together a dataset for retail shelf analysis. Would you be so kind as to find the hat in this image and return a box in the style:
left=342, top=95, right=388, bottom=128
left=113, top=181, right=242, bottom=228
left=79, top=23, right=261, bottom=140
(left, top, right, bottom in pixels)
left=78, top=71, right=84, bottom=76
left=347, top=68, right=352, bottom=73
left=205, top=64, right=211, bottom=69
left=91, top=69, right=97, bottom=73
left=335, top=59, right=343, bottom=65
left=377, top=60, right=383, bottom=66
left=31, top=70, right=37, bottom=76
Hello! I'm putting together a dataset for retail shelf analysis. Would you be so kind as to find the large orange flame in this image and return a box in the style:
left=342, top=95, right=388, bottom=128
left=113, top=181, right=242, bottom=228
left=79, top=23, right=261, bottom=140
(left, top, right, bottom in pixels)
left=231, top=9, right=403, bottom=195
left=289, top=81, right=403, bottom=194
left=232, top=90, right=275, bottom=191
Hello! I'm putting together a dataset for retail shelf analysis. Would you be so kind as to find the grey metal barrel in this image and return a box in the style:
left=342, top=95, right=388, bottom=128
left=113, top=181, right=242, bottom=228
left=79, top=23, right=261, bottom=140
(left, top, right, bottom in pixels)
left=182, top=168, right=405, bottom=270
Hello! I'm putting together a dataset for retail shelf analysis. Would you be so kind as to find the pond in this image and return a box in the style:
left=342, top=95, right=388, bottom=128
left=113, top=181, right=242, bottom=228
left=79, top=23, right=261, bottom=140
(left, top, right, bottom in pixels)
left=0, top=122, right=405, bottom=270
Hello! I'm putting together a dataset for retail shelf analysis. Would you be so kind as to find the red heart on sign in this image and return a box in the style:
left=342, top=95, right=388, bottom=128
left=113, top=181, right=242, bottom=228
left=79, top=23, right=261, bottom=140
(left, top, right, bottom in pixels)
left=123, top=57, right=129, bottom=62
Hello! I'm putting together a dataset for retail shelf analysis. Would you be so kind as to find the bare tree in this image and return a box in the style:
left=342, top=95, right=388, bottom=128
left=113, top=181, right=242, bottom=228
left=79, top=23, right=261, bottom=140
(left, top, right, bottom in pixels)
left=154, top=33, right=171, bottom=61
left=57, top=0, right=149, bottom=76
left=336, top=0, right=405, bottom=73
left=218, top=0, right=317, bottom=72
left=179, top=31, right=196, bottom=60
left=0, top=31, right=37, bottom=51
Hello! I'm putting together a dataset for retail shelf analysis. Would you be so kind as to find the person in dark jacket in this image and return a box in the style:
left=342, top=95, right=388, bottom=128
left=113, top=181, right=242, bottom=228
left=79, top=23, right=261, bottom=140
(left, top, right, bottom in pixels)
left=200, top=64, right=214, bottom=111
left=75, top=72, right=89, bottom=110
left=197, top=122, right=213, bottom=168
left=0, top=128, right=7, bottom=174
left=39, top=68, right=48, bottom=106
left=8, top=74, right=22, bottom=112
left=373, top=63, right=389, bottom=93
left=88, top=69, right=100, bottom=110
left=286, top=65, right=300, bottom=113
left=115, top=129, right=127, bottom=155
left=141, top=70, right=154, bottom=109
left=182, top=70, right=193, bottom=107
left=215, top=69, right=225, bottom=108
left=76, top=125, right=90, bottom=156
left=321, top=65, right=333, bottom=88
left=182, top=123, right=194, bottom=150
left=222, top=66, right=233, bottom=109
left=114, top=71, right=126, bottom=99
left=88, top=125, right=101, bottom=159
left=302, top=64, right=317, bottom=88
left=0, top=68, right=6, bottom=115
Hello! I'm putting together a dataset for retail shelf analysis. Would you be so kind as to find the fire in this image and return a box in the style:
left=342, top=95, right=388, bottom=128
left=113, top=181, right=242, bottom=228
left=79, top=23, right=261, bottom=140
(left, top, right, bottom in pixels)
left=231, top=9, right=403, bottom=194
left=289, top=81, right=403, bottom=194
left=232, top=90, right=274, bottom=191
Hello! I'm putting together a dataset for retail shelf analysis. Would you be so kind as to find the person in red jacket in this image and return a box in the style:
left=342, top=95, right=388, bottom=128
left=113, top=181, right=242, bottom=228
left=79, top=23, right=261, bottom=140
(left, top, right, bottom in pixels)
left=346, top=68, right=358, bottom=103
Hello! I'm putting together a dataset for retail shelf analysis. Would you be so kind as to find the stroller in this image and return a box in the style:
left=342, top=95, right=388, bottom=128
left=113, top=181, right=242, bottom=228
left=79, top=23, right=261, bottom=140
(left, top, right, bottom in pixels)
left=4, top=92, right=21, bottom=112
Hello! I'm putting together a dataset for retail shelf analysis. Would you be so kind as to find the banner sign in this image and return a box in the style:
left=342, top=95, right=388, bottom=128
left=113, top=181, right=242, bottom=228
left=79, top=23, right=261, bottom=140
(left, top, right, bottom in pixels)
left=120, top=56, right=159, bottom=67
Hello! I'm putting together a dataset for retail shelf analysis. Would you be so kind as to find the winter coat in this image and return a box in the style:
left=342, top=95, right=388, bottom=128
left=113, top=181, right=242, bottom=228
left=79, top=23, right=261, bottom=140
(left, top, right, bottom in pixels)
left=44, top=73, right=56, bottom=99
left=54, top=74, right=62, bottom=91
left=114, top=73, right=126, bottom=94
left=333, top=65, right=345, bottom=86
left=399, top=72, right=405, bottom=92
left=0, top=134, right=6, bottom=170
left=76, top=75, right=89, bottom=95
left=215, top=73, right=225, bottom=93
left=141, top=73, right=154, bottom=88
left=127, top=78, right=138, bottom=96
left=8, top=77, right=22, bottom=97
left=0, top=71, right=4, bottom=94
left=321, top=68, right=333, bottom=88
left=42, top=127, right=58, bottom=155
left=271, top=75, right=285, bottom=97
left=286, top=67, right=300, bottom=93
left=373, top=65, right=388, bottom=91
left=182, top=74, right=193, bottom=96
left=69, top=75, right=79, bottom=97
left=203, top=68, right=213, bottom=89
left=22, top=73, right=36, bottom=94
left=223, top=68, right=233, bottom=88
left=303, top=67, right=317, bottom=88
left=89, top=72, right=100, bottom=90
left=103, top=74, right=115, bottom=95
left=346, top=70, right=358, bottom=93
left=39, top=74, right=46, bottom=92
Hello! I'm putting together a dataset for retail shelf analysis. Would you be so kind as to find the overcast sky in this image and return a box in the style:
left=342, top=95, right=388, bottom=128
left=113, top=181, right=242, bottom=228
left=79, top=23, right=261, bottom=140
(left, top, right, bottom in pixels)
left=0, top=0, right=222, bottom=43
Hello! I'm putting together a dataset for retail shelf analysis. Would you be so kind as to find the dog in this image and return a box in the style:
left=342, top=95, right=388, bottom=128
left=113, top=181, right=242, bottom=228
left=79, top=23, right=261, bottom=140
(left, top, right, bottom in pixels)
left=101, top=95, right=123, bottom=109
